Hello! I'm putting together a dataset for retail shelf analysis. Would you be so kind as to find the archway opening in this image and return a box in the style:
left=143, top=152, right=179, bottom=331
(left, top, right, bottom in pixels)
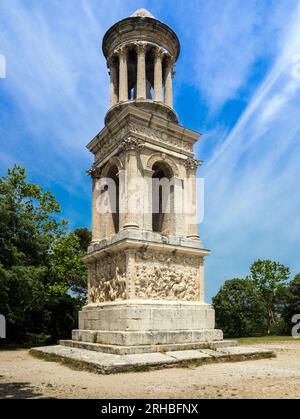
left=106, top=165, right=120, bottom=235
left=128, top=47, right=137, bottom=100
left=152, top=161, right=173, bottom=234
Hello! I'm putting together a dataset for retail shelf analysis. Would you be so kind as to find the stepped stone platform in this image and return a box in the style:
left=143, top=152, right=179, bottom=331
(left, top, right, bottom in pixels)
left=30, top=341, right=275, bottom=375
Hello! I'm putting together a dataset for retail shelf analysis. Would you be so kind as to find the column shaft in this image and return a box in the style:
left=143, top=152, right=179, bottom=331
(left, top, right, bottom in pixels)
left=164, top=59, right=173, bottom=108
left=143, top=169, right=154, bottom=231
left=185, top=169, right=200, bottom=239
left=109, top=60, right=118, bottom=107
left=119, top=47, right=128, bottom=102
left=91, top=178, right=101, bottom=242
left=154, top=50, right=163, bottom=102
left=136, top=43, right=147, bottom=100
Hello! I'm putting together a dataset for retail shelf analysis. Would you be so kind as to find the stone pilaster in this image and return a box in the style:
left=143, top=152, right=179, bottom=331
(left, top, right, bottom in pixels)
left=143, top=169, right=155, bottom=231
left=88, top=167, right=102, bottom=243
left=119, top=137, right=144, bottom=230
left=172, top=177, right=185, bottom=236
left=184, top=158, right=202, bottom=239
left=136, top=42, right=147, bottom=100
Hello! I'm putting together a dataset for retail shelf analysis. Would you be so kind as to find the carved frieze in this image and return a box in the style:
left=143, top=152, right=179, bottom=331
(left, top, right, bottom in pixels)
left=134, top=251, right=201, bottom=301
left=93, top=123, right=194, bottom=163
left=89, top=254, right=127, bottom=303
left=88, top=249, right=202, bottom=303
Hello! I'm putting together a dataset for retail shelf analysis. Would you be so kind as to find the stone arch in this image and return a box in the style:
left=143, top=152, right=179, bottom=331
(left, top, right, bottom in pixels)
left=146, top=153, right=179, bottom=177
left=98, top=157, right=123, bottom=238
left=101, top=156, right=124, bottom=178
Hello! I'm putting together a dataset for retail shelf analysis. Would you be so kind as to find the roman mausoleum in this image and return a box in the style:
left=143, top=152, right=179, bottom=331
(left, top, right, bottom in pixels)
left=73, top=7, right=223, bottom=348
left=32, top=9, right=273, bottom=370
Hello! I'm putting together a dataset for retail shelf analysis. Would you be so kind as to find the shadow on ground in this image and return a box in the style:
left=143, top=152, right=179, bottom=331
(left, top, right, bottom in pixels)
left=0, top=380, right=54, bottom=399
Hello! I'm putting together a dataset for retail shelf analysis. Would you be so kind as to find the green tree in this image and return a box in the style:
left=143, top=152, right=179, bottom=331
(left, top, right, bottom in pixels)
left=212, top=278, right=268, bottom=338
left=73, top=227, right=91, bottom=252
left=282, top=274, right=300, bottom=335
left=0, top=165, right=86, bottom=343
left=49, top=233, right=88, bottom=298
left=249, top=260, right=290, bottom=333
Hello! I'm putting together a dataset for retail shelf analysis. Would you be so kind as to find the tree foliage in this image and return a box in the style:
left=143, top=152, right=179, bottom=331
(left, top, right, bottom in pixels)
left=213, top=260, right=293, bottom=338
left=249, top=260, right=290, bottom=333
left=0, top=165, right=89, bottom=343
left=212, top=278, right=268, bottom=337
left=282, top=274, right=300, bottom=335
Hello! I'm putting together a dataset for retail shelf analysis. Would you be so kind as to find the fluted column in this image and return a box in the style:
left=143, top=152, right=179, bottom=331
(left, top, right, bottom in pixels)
left=154, top=48, right=164, bottom=102
left=108, top=57, right=118, bottom=107
left=119, top=137, right=144, bottom=230
left=143, top=169, right=154, bottom=231
left=164, top=57, right=174, bottom=108
left=118, top=46, right=128, bottom=102
left=88, top=168, right=102, bottom=243
left=185, top=158, right=202, bottom=240
left=136, top=42, right=147, bottom=100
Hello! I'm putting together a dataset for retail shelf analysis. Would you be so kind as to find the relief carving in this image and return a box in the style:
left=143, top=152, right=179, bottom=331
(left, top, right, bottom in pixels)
left=94, top=123, right=193, bottom=162
left=89, top=254, right=127, bottom=303
left=135, top=251, right=201, bottom=301
left=88, top=250, right=202, bottom=303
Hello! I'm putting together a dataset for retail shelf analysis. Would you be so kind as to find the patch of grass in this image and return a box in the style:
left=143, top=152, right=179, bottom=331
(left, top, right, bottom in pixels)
left=233, top=336, right=299, bottom=345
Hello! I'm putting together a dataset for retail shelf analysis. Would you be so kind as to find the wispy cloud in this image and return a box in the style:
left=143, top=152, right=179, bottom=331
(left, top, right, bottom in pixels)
left=170, top=0, right=297, bottom=112
left=201, top=1, right=300, bottom=298
left=1, top=0, right=300, bottom=300
left=0, top=0, right=139, bottom=224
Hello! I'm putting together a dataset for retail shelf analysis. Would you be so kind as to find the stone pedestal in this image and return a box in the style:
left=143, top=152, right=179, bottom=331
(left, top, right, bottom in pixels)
left=73, top=301, right=222, bottom=348
left=66, top=231, right=223, bottom=354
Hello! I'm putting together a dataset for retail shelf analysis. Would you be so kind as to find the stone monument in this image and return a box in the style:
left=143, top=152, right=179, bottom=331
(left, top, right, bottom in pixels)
left=32, top=9, right=273, bottom=371
left=73, top=8, right=223, bottom=349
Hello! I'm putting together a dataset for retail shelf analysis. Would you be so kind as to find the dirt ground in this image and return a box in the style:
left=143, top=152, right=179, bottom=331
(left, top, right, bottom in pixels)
left=0, top=341, right=300, bottom=399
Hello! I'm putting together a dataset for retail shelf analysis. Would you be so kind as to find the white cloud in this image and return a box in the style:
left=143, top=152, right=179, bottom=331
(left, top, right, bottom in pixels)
left=200, top=1, right=300, bottom=298
left=0, top=0, right=137, bottom=195
left=172, top=0, right=298, bottom=111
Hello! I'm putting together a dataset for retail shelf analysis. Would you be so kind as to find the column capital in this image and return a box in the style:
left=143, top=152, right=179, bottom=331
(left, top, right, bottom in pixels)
left=135, top=41, right=148, bottom=54
left=165, top=54, right=175, bottom=67
left=121, top=136, right=144, bottom=152
left=184, top=158, right=203, bottom=171
left=115, top=44, right=128, bottom=57
left=154, top=46, right=167, bottom=59
left=87, top=166, right=102, bottom=179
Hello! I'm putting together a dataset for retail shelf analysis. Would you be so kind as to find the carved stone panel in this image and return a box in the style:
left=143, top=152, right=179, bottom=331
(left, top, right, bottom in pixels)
left=88, top=248, right=203, bottom=303
left=88, top=254, right=127, bottom=303
left=134, top=250, right=202, bottom=301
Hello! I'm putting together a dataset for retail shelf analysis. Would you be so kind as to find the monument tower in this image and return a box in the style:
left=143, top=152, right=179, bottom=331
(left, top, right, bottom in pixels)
left=33, top=10, right=273, bottom=369
left=71, top=8, right=223, bottom=349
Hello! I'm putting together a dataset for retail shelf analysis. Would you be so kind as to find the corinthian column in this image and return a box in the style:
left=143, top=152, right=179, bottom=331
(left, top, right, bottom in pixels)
left=118, top=46, right=128, bottom=102
left=108, top=57, right=118, bottom=107
left=154, top=48, right=164, bottom=102
left=184, top=158, right=202, bottom=240
left=119, top=137, right=144, bottom=230
left=164, top=56, right=174, bottom=108
left=88, top=167, right=102, bottom=243
left=136, top=42, right=147, bottom=100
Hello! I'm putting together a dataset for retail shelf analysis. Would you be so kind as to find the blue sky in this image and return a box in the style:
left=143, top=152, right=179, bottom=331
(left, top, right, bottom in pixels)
left=1, top=0, right=300, bottom=300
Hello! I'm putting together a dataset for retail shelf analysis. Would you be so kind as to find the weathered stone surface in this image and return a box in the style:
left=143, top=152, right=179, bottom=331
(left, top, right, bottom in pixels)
left=77, top=302, right=218, bottom=334
left=30, top=345, right=275, bottom=375
left=34, top=10, right=230, bottom=367
left=60, top=337, right=233, bottom=355
left=72, top=328, right=223, bottom=347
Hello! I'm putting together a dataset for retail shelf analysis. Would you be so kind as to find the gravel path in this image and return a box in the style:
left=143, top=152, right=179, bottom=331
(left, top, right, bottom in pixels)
left=1, top=342, right=300, bottom=399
